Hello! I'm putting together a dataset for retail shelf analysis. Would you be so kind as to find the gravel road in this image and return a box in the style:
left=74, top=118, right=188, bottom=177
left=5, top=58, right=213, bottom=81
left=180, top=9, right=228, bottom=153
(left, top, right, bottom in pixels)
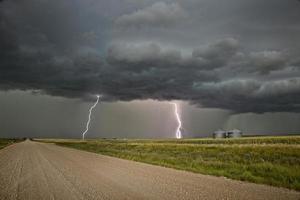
left=0, top=140, right=299, bottom=200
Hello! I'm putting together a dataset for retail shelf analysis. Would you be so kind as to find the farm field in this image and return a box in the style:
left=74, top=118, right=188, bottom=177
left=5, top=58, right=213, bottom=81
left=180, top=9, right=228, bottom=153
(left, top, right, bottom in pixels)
left=38, top=136, right=300, bottom=190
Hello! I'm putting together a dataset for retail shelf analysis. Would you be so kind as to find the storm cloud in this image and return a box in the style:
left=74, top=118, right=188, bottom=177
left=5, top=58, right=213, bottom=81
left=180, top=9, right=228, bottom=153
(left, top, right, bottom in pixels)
left=0, top=0, right=300, bottom=113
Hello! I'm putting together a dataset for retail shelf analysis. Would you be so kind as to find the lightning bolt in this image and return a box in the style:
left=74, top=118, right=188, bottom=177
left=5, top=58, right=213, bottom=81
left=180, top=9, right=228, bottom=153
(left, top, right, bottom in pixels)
left=82, top=95, right=100, bottom=140
left=170, top=102, right=182, bottom=139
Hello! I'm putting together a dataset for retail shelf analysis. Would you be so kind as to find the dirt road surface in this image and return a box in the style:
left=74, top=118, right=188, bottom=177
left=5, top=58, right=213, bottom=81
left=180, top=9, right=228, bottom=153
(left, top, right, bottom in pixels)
left=0, top=140, right=299, bottom=200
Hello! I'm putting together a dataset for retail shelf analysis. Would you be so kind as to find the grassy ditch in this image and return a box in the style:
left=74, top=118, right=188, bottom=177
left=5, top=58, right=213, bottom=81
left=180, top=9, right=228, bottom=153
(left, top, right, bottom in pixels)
left=0, top=138, right=24, bottom=149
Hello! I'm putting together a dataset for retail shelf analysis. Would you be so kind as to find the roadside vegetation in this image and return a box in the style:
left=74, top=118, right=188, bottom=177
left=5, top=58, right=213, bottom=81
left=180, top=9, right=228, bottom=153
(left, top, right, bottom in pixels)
left=38, top=136, right=300, bottom=190
left=0, top=138, right=24, bottom=149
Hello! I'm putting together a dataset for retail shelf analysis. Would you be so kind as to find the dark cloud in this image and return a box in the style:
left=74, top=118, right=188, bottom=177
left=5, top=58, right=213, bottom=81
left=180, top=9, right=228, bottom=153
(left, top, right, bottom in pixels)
left=247, top=51, right=288, bottom=75
left=0, top=0, right=300, bottom=113
left=192, top=38, right=240, bottom=70
left=192, top=78, right=300, bottom=113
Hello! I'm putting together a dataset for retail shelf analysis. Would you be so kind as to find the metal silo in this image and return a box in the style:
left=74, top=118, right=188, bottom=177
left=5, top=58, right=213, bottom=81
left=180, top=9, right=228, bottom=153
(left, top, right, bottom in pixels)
left=213, top=130, right=226, bottom=138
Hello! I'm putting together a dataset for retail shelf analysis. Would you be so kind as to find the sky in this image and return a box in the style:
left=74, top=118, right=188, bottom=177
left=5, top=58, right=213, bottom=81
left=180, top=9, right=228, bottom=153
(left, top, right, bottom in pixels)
left=0, top=0, right=300, bottom=138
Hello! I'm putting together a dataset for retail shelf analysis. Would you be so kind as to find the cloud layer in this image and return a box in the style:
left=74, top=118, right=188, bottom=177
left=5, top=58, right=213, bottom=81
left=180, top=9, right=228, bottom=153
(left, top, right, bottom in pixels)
left=0, top=0, right=300, bottom=113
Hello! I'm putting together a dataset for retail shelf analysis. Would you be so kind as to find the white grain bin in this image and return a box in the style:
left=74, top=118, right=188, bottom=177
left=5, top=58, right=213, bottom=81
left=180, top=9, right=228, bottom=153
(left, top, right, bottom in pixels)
left=227, top=129, right=242, bottom=138
left=213, top=130, right=226, bottom=138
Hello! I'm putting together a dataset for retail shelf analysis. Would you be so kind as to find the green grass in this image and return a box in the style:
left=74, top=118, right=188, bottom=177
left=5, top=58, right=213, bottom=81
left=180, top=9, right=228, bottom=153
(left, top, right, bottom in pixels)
left=0, top=138, right=24, bottom=149
left=38, top=136, right=300, bottom=191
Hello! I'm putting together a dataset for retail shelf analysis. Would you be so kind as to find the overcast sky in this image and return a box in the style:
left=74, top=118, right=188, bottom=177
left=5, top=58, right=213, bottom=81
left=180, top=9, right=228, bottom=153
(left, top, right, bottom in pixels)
left=0, top=0, right=300, bottom=138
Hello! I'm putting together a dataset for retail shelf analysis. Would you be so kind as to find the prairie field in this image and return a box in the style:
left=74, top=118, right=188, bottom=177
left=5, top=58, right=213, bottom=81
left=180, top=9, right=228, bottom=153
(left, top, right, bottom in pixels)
left=37, top=136, right=300, bottom=190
